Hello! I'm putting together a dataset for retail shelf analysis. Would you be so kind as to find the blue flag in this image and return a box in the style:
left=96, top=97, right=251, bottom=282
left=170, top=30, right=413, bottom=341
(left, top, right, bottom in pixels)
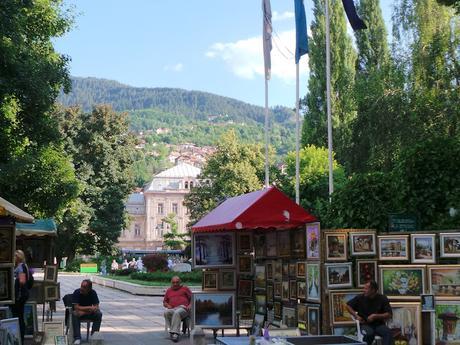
left=294, top=0, right=309, bottom=64
left=342, top=0, right=367, bottom=31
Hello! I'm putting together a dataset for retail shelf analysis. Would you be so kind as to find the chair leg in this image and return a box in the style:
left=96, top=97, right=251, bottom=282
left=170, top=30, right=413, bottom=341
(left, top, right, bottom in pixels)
left=86, top=321, right=90, bottom=341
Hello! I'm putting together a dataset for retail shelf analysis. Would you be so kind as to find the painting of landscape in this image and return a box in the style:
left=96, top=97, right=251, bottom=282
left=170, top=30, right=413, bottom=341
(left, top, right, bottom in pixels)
left=193, top=293, right=235, bottom=328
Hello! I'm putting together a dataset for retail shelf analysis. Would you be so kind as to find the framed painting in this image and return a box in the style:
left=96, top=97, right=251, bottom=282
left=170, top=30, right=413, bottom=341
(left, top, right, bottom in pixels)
left=306, top=262, right=321, bottom=302
left=237, top=232, right=253, bottom=253
left=274, top=282, right=282, bottom=298
left=291, top=229, right=306, bottom=257
left=440, top=233, right=460, bottom=258
left=254, top=234, right=266, bottom=258
left=0, top=226, right=15, bottom=264
left=54, top=335, right=68, bottom=345
left=42, top=321, right=64, bottom=345
left=24, top=302, right=38, bottom=338
left=296, top=262, right=305, bottom=278
left=387, top=302, right=422, bottom=345
left=266, top=262, right=273, bottom=280
left=0, top=265, right=14, bottom=304
left=192, top=292, right=236, bottom=329
left=281, top=281, right=289, bottom=301
left=255, top=265, right=266, bottom=290
left=428, top=265, right=460, bottom=297
left=277, top=231, right=291, bottom=257
left=410, top=234, right=436, bottom=263
left=282, top=307, right=296, bottom=328
left=325, top=233, right=348, bottom=261
left=203, top=271, right=218, bottom=291
left=266, top=283, right=274, bottom=303
left=28, top=280, right=44, bottom=304
left=251, top=313, right=265, bottom=336
left=44, top=282, right=60, bottom=301
left=0, top=317, right=21, bottom=345
left=255, top=294, right=266, bottom=315
left=432, top=299, right=460, bottom=345
left=265, top=233, right=277, bottom=257
left=238, top=279, right=253, bottom=298
left=239, top=300, right=254, bottom=320
left=238, top=255, right=253, bottom=275
left=329, top=289, right=361, bottom=325
left=379, top=265, right=425, bottom=300
left=289, top=263, right=296, bottom=277
left=0, top=306, right=11, bottom=320
left=306, top=223, right=320, bottom=260
left=307, top=305, right=320, bottom=335
left=356, top=260, right=378, bottom=287
left=378, top=235, right=409, bottom=261
left=273, top=260, right=282, bottom=281
left=289, top=280, right=297, bottom=300
left=273, top=301, right=282, bottom=319
left=297, top=281, right=306, bottom=299
left=282, top=263, right=289, bottom=278
left=297, top=304, right=307, bottom=322
left=332, top=326, right=357, bottom=336
left=325, top=262, right=353, bottom=289
left=193, top=232, right=235, bottom=268
left=218, top=269, right=236, bottom=290
left=44, top=265, right=58, bottom=283
left=421, top=294, right=435, bottom=312
left=349, top=232, right=376, bottom=256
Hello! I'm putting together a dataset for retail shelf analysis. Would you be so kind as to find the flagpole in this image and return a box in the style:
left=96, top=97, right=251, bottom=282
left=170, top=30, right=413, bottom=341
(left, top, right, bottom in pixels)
left=325, top=0, right=334, bottom=196
left=265, top=77, right=270, bottom=188
left=295, top=63, right=300, bottom=204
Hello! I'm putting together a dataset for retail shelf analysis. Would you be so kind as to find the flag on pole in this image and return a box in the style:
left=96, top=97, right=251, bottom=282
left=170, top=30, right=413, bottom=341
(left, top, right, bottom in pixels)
left=342, top=0, right=367, bottom=31
left=262, top=0, right=272, bottom=80
left=294, top=0, right=309, bottom=64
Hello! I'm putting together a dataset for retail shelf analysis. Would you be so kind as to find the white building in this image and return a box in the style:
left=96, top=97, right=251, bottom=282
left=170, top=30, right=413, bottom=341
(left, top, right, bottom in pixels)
left=117, top=162, right=201, bottom=250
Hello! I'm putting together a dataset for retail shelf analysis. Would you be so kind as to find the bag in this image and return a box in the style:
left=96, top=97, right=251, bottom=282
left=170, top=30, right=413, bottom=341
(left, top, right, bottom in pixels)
left=23, top=263, right=34, bottom=289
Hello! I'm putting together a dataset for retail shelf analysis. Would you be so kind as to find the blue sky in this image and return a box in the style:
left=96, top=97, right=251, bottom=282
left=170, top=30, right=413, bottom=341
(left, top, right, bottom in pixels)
left=55, top=0, right=393, bottom=108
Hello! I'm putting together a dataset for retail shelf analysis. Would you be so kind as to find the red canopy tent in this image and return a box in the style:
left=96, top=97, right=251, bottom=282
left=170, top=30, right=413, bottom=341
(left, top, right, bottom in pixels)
left=192, top=186, right=317, bottom=233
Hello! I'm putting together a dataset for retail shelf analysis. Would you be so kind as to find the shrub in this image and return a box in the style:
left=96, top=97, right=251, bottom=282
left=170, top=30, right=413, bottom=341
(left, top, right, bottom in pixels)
left=142, top=254, right=168, bottom=272
left=64, top=258, right=86, bottom=272
left=113, top=268, right=137, bottom=276
left=130, top=270, right=202, bottom=283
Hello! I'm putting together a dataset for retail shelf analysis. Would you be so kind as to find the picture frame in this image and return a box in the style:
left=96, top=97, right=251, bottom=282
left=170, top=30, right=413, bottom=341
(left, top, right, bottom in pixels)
left=356, top=260, right=378, bottom=287
left=0, top=226, right=15, bottom=264
left=410, top=234, right=436, bottom=263
left=219, top=269, right=236, bottom=290
left=266, top=262, right=273, bottom=280
left=0, top=306, right=11, bottom=320
left=282, top=307, right=296, bottom=328
left=238, top=255, right=253, bottom=275
left=251, top=313, right=265, bottom=336
left=281, top=281, right=289, bottom=301
left=273, top=301, right=282, bottom=319
left=42, top=321, right=64, bottom=345
left=203, top=271, right=219, bottom=290
left=296, top=261, right=305, bottom=278
left=421, top=294, right=435, bottom=312
left=193, top=232, right=235, bottom=268
left=44, top=282, right=60, bottom=301
left=428, top=265, right=460, bottom=297
left=266, top=283, right=274, bottom=303
left=325, top=233, right=348, bottom=261
left=237, top=279, right=253, bottom=298
left=277, top=231, right=291, bottom=257
left=254, top=265, right=266, bottom=290
left=306, top=262, right=321, bottom=302
left=387, top=302, right=422, bottom=345
left=44, top=265, right=58, bottom=283
left=325, top=262, right=353, bottom=289
left=306, top=223, right=320, bottom=260
left=307, top=305, right=320, bottom=335
left=329, top=289, right=361, bottom=325
left=32, top=331, right=45, bottom=345
left=255, top=294, right=266, bottom=315
left=28, top=280, right=44, bottom=304
left=297, top=281, right=306, bottom=299
left=349, top=232, right=376, bottom=256
left=332, top=326, right=357, bottom=336
left=54, top=335, right=68, bottom=345
left=273, top=260, right=282, bottom=281
left=440, top=232, right=460, bottom=258
left=274, top=282, right=282, bottom=298
left=289, top=280, right=297, bottom=300
left=237, top=232, right=253, bottom=253
left=378, top=235, right=409, bottom=261
left=24, top=302, right=38, bottom=338
left=239, top=300, right=254, bottom=320
left=265, top=233, right=277, bottom=257
left=291, top=228, right=306, bottom=257
left=297, top=304, right=307, bottom=322
left=192, top=292, right=236, bottom=329
left=379, top=265, right=426, bottom=300
left=0, top=317, right=21, bottom=345
left=432, top=298, right=460, bottom=345
left=288, top=263, right=296, bottom=277
left=254, top=234, right=266, bottom=258
left=282, top=263, right=289, bottom=278
left=0, top=265, right=14, bottom=304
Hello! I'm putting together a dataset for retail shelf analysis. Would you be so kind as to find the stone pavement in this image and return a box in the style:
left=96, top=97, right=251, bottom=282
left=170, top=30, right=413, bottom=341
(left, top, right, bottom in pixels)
left=42, top=274, right=213, bottom=345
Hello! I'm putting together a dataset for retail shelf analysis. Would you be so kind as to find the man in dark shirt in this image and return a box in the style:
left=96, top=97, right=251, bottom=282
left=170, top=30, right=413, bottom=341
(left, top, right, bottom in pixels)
left=72, top=279, right=102, bottom=345
left=346, top=280, right=393, bottom=345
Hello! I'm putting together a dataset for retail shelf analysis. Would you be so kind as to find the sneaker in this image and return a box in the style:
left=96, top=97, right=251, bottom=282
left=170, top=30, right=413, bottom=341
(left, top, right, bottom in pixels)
left=171, top=333, right=179, bottom=343
left=73, top=340, right=81, bottom=345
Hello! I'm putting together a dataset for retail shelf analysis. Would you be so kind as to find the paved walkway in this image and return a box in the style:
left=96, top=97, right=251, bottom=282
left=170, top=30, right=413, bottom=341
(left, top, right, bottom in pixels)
left=45, top=274, right=203, bottom=345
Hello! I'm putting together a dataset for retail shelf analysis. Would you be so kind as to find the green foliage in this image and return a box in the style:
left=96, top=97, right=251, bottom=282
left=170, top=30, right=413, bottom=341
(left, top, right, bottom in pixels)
left=437, top=0, right=460, bottom=12
left=64, top=257, right=86, bottom=272
left=142, top=254, right=168, bottom=272
left=113, top=268, right=137, bottom=276
left=130, top=270, right=202, bottom=284
left=162, top=213, right=187, bottom=249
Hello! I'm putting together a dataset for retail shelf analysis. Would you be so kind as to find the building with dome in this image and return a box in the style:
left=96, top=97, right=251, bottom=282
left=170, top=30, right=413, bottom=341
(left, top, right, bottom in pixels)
left=117, top=162, right=201, bottom=250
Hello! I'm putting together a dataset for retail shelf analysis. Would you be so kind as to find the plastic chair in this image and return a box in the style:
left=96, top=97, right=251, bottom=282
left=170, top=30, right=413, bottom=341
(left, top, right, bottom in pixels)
left=62, top=293, right=93, bottom=342
left=352, top=316, right=382, bottom=345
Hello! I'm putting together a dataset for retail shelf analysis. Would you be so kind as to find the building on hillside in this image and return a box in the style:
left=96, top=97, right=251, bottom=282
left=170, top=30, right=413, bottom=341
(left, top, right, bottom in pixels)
left=117, top=162, right=201, bottom=251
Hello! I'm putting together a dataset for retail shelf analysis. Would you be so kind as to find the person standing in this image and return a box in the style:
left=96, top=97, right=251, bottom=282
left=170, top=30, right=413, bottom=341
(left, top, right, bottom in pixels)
left=163, top=276, right=192, bottom=342
left=11, top=250, right=30, bottom=345
left=346, top=280, right=393, bottom=345
left=72, top=279, right=102, bottom=345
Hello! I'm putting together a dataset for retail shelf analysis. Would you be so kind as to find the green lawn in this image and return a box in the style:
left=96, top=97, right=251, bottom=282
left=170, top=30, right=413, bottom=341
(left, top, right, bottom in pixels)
left=104, top=275, right=201, bottom=287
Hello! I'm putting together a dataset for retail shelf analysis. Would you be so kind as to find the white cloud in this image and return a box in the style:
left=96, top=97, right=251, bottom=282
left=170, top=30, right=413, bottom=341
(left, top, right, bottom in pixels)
left=163, top=63, right=184, bottom=72
left=272, top=11, right=294, bottom=22
left=205, top=30, right=309, bottom=84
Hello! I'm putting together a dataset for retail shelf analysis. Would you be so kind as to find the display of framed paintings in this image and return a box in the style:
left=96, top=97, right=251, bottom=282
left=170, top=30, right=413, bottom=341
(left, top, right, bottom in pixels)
left=440, top=233, right=460, bottom=258
left=325, top=233, right=348, bottom=261
left=410, top=234, right=436, bottom=263
left=387, top=302, right=422, bottom=345
left=237, top=279, right=253, bottom=298
left=325, top=263, right=353, bottom=289
left=0, top=265, right=14, bottom=304
left=296, top=262, right=305, bottom=278
left=349, top=232, right=376, bottom=256
left=0, top=226, right=15, bottom=264
left=282, top=307, right=296, bottom=328
left=203, top=271, right=218, bottom=290
left=254, top=265, right=265, bottom=290
left=306, top=223, right=320, bottom=260
left=297, top=281, right=306, bottom=299
left=265, top=233, right=277, bottom=257
left=192, top=292, right=236, bottom=329
left=432, top=298, right=460, bottom=345
left=427, top=265, right=460, bottom=297
left=237, top=232, right=253, bottom=253
left=193, top=232, right=235, bottom=268
left=307, top=305, right=320, bottom=335
left=44, top=265, right=58, bottom=283
left=24, top=302, right=38, bottom=338
left=218, top=269, right=236, bottom=290
left=329, top=289, right=361, bottom=326
left=356, top=260, right=378, bottom=287
left=0, top=317, right=21, bottom=345
left=291, top=229, right=306, bottom=257
left=379, top=265, right=425, bottom=300
left=238, top=255, right=253, bottom=275
left=277, top=231, right=290, bottom=257
left=42, top=321, right=64, bottom=345
left=254, top=234, right=266, bottom=258
left=239, top=300, right=254, bottom=320
left=378, top=235, right=409, bottom=261
left=306, top=262, right=321, bottom=302
left=255, top=294, right=266, bottom=315
left=44, top=282, right=60, bottom=301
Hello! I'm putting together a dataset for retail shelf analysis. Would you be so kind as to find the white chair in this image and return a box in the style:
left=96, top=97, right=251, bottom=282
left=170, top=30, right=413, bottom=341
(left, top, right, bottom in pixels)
left=351, top=316, right=382, bottom=345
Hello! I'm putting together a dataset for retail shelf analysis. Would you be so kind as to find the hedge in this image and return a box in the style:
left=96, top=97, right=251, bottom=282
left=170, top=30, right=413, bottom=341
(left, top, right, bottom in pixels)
left=130, top=270, right=202, bottom=283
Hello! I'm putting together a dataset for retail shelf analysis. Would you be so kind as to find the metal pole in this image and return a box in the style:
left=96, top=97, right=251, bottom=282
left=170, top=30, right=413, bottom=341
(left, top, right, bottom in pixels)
left=325, top=0, right=334, bottom=196
left=265, top=77, right=270, bottom=188
left=295, top=63, right=300, bottom=204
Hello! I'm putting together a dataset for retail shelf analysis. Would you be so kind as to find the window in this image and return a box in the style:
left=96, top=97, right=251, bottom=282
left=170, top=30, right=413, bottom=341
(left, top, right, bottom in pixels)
left=190, top=181, right=194, bottom=188
left=172, top=203, right=178, bottom=214
left=185, top=181, right=189, bottom=189
left=134, top=224, right=141, bottom=237
left=157, top=203, right=164, bottom=215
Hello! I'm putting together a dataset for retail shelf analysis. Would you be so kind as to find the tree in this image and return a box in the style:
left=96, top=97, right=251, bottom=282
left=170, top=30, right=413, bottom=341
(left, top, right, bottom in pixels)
left=162, top=213, right=187, bottom=250
left=301, top=0, right=357, bottom=165
left=436, top=0, right=460, bottom=13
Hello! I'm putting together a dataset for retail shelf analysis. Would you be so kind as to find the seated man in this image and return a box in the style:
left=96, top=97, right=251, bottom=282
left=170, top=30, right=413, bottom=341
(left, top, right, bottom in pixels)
left=72, top=279, right=102, bottom=345
left=163, top=276, right=192, bottom=342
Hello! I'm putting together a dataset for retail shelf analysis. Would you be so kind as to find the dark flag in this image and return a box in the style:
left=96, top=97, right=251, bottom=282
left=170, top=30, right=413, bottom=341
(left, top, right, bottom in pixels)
left=294, top=0, right=309, bottom=63
left=342, top=0, right=367, bottom=31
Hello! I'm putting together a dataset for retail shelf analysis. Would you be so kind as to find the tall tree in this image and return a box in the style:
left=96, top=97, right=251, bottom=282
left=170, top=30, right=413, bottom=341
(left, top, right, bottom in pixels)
left=301, top=0, right=357, bottom=166
left=162, top=213, right=187, bottom=250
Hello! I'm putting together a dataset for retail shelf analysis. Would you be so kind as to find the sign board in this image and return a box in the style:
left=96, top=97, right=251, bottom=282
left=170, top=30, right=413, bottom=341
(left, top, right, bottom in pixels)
left=388, top=214, right=418, bottom=232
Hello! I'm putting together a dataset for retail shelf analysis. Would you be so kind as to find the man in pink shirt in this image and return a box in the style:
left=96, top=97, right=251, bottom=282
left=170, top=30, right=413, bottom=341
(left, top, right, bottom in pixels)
left=163, top=276, right=192, bottom=342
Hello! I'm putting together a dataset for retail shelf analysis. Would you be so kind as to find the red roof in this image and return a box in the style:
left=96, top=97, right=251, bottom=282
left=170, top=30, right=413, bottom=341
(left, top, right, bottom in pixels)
left=192, top=186, right=317, bottom=233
